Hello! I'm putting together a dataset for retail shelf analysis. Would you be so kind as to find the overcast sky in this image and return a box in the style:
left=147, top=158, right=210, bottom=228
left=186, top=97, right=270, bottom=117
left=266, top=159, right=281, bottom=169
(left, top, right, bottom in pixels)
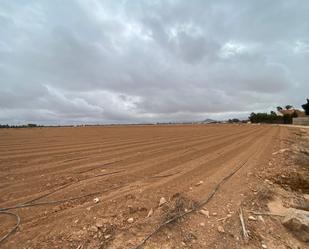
left=0, top=0, right=308, bottom=124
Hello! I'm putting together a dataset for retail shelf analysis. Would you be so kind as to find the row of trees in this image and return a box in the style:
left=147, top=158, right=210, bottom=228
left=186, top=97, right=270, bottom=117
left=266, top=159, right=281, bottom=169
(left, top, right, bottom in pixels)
left=227, top=118, right=248, bottom=123
left=249, top=105, right=297, bottom=124
left=0, top=124, right=38, bottom=129
left=248, top=112, right=296, bottom=124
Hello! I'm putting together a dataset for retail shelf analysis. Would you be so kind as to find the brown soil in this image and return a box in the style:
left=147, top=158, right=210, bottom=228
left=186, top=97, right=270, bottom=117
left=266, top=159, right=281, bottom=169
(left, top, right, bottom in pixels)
left=0, top=124, right=305, bottom=249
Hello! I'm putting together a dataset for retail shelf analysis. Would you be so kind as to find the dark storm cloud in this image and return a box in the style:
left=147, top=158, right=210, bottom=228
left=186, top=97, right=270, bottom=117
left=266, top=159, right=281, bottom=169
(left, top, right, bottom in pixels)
left=0, top=0, right=308, bottom=124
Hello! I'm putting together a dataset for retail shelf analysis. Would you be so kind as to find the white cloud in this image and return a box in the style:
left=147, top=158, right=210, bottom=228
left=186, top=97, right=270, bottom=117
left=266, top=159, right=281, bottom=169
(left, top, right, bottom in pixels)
left=219, top=42, right=247, bottom=58
left=293, top=40, right=309, bottom=54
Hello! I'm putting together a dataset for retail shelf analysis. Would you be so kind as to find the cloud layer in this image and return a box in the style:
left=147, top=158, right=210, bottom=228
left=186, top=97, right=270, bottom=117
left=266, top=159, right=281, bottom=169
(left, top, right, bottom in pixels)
left=0, top=0, right=308, bottom=124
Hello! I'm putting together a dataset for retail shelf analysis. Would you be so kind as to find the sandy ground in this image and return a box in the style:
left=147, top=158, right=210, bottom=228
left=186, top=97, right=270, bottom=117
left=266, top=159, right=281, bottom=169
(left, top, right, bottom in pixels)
left=0, top=124, right=306, bottom=249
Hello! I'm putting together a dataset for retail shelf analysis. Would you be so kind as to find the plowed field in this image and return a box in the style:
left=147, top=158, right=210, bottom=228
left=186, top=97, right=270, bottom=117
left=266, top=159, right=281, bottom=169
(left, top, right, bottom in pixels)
left=0, top=124, right=290, bottom=249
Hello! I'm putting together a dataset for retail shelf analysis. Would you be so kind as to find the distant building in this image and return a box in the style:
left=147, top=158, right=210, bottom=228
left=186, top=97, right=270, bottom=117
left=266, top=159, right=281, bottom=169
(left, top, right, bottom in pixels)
left=277, top=109, right=305, bottom=117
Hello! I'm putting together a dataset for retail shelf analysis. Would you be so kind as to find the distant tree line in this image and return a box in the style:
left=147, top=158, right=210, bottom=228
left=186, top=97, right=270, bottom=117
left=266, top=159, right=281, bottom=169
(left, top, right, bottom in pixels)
left=249, top=112, right=282, bottom=124
left=248, top=105, right=298, bottom=124
left=0, top=124, right=40, bottom=129
left=227, top=118, right=248, bottom=123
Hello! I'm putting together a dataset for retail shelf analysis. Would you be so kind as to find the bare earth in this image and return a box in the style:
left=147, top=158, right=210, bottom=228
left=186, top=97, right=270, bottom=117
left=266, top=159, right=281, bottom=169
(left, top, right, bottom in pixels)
left=0, top=124, right=307, bottom=249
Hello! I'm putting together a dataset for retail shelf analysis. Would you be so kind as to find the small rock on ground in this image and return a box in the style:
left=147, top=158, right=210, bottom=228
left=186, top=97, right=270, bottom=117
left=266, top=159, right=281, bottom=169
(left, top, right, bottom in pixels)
left=217, top=225, right=225, bottom=233
left=127, top=217, right=134, bottom=223
left=199, top=210, right=210, bottom=217
left=282, top=208, right=309, bottom=242
left=147, top=208, right=153, bottom=218
left=195, top=180, right=204, bottom=186
left=159, top=197, right=167, bottom=206
left=93, top=197, right=100, bottom=204
left=248, top=215, right=257, bottom=221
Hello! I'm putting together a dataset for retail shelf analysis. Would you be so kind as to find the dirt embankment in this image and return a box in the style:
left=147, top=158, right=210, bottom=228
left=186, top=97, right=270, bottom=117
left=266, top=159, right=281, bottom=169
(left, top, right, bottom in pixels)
left=0, top=124, right=306, bottom=249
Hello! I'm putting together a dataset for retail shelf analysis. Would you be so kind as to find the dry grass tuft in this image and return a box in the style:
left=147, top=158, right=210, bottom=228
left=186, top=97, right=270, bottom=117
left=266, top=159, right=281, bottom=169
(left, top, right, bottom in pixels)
left=163, top=193, right=197, bottom=222
left=255, top=186, right=274, bottom=203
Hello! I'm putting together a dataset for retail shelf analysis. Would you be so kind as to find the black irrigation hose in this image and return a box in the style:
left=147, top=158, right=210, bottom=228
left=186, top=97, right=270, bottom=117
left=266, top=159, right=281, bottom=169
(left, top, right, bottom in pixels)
left=0, top=184, right=123, bottom=246
left=0, top=151, right=255, bottom=247
left=132, top=154, right=255, bottom=249
left=0, top=185, right=123, bottom=212
left=0, top=165, right=176, bottom=245
left=18, top=170, right=125, bottom=208
left=0, top=211, right=20, bottom=244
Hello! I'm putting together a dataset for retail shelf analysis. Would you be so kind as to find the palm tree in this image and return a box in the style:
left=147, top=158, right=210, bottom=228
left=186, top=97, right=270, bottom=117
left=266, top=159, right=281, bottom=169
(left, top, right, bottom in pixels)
left=285, top=105, right=293, bottom=110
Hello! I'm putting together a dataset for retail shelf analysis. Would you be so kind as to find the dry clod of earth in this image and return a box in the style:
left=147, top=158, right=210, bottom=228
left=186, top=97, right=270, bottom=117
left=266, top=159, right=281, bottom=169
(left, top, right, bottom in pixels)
left=217, top=225, right=225, bottom=233
left=282, top=208, right=309, bottom=242
left=195, top=180, right=204, bottom=186
left=104, top=234, right=111, bottom=239
left=159, top=197, right=167, bottom=206
left=199, top=209, right=210, bottom=217
left=248, top=215, right=257, bottom=221
left=89, top=226, right=98, bottom=233
left=127, top=217, right=134, bottom=223
left=95, top=218, right=106, bottom=228
left=146, top=208, right=153, bottom=218
left=258, top=215, right=265, bottom=223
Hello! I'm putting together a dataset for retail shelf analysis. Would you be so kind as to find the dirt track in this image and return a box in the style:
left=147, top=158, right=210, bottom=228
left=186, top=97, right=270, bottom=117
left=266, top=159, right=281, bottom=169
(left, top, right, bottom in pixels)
left=0, top=124, right=290, bottom=249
